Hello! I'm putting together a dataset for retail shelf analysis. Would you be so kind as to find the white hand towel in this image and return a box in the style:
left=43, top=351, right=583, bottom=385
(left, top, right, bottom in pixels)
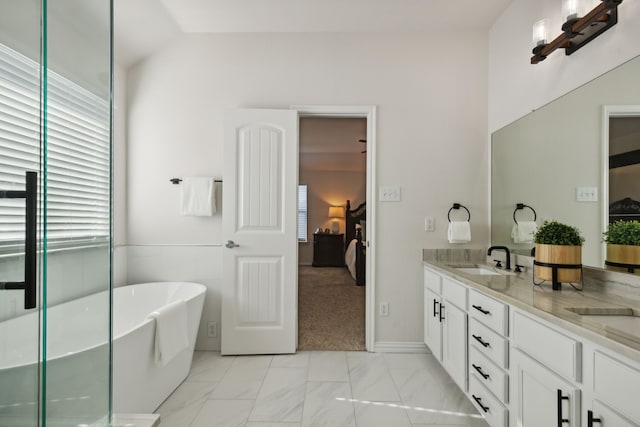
left=448, top=221, right=471, bottom=244
left=517, top=221, right=538, bottom=243
left=147, top=300, right=189, bottom=367
left=181, top=177, right=216, bottom=216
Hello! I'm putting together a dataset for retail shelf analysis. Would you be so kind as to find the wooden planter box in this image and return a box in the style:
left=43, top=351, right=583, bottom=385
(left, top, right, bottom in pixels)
left=606, top=244, right=640, bottom=275
left=535, top=243, right=582, bottom=283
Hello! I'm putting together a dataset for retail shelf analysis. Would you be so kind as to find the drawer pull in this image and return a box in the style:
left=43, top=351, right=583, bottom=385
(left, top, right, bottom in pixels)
left=472, top=395, right=489, bottom=413
left=557, top=389, right=569, bottom=426
left=472, top=334, right=490, bottom=348
left=439, top=304, right=445, bottom=322
left=587, top=410, right=601, bottom=426
left=433, top=299, right=439, bottom=318
left=472, top=364, right=490, bottom=380
left=472, top=304, right=491, bottom=315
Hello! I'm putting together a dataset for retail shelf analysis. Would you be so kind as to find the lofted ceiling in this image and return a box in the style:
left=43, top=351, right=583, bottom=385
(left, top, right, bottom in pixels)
left=114, top=0, right=512, bottom=68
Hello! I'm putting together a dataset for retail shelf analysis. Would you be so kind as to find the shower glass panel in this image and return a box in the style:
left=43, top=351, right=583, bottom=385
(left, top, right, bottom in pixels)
left=45, top=0, right=112, bottom=425
left=0, top=1, right=44, bottom=426
left=0, top=0, right=112, bottom=426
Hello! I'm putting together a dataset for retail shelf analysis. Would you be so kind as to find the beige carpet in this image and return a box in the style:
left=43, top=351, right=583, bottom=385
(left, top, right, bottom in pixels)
left=298, top=266, right=366, bottom=351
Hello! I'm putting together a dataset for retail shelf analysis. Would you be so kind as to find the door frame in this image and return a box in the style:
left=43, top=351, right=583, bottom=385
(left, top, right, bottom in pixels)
left=292, top=104, right=376, bottom=352
left=601, top=105, right=640, bottom=266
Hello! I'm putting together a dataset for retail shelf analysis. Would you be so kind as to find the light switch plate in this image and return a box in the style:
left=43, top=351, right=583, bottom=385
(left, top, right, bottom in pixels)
left=380, top=186, right=401, bottom=202
left=425, top=217, right=435, bottom=232
left=576, top=186, right=598, bottom=202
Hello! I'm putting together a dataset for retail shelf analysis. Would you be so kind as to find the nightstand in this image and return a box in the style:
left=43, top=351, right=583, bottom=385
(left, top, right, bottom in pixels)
left=312, top=233, right=344, bottom=267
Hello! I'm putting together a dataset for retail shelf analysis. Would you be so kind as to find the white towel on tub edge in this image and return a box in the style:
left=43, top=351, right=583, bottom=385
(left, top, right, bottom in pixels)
left=147, top=300, right=189, bottom=366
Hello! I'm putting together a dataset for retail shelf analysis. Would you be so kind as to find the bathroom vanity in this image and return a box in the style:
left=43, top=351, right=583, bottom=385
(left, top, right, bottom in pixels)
left=423, top=250, right=640, bottom=427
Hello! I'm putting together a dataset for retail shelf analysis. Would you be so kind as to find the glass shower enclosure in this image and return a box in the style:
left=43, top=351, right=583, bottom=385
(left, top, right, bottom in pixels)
left=0, top=1, right=112, bottom=426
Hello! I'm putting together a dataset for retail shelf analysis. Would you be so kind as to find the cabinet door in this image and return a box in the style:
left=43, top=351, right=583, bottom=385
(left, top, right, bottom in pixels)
left=442, top=300, right=467, bottom=391
left=512, top=350, right=581, bottom=427
left=588, top=400, right=638, bottom=427
left=424, top=288, right=442, bottom=361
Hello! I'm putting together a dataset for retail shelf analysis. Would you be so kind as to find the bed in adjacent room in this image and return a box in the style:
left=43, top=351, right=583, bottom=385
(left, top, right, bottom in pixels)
left=344, top=199, right=366, bottom=285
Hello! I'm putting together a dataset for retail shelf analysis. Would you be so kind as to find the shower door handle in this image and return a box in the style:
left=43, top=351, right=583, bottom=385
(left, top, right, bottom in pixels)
left=0, top=172, right=37, bottom=309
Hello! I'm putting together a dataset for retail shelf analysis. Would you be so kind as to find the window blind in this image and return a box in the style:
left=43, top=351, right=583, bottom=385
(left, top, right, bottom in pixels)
left=298, top=185, right=307, bottom=242
left=0, top=43, right=110, bottom=251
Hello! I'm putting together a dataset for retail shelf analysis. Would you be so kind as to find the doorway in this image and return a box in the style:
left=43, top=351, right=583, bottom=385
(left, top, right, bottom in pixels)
left=294, top=105, right=376, bottom=352
left=603, top=106, right=640, bottom=263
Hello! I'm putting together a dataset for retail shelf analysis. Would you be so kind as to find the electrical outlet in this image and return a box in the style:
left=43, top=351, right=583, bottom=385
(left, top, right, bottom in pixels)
left=425, top=217, right=435, bottom=232
left=208, top=321, right=217, bottom=338
left=379, top=302, right=389, bottom=317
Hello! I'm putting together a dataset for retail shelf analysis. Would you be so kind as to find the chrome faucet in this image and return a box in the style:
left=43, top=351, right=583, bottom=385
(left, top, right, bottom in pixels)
left=488, top=246, right=511, bottom=270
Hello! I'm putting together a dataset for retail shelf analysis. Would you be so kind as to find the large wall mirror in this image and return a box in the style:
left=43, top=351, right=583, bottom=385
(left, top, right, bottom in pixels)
left=491, top=54, right=640, bottom=270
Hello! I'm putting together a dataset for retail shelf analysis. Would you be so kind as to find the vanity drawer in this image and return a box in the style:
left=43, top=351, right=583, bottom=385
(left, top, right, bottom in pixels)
left=593, top=351, right=640, bottom=423
left=469, top=289, right=508, bottom=336
left=469, top=318, right=508, bottom=369
left=424, top=267, right=441, bottom=294
left=469, top=375, right=508, bottom=427
left=512, top=311, right=581, bottom=381
left=469, top=346, right=508, bottom=403
left=442, top=277, right=467, bottom=309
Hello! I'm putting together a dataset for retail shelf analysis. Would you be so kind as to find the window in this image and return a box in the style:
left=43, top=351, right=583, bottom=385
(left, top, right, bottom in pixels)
left=0, top=43, right=110, bottom=251
left=298, top=185, right=307, bottom=242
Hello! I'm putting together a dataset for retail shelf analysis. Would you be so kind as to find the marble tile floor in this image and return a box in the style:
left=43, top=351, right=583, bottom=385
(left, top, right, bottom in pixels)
left=154, top=351, right=490, bottom=427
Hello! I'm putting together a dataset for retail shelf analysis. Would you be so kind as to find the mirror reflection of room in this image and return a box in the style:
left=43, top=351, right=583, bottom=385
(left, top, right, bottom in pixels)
left=491, top=54, right=640, bottom=270
left=609, top=117, right=640, bottom=223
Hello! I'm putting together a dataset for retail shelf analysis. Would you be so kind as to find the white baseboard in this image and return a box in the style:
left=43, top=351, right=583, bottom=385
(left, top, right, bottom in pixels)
left=373, top=341, right=429, bottom=353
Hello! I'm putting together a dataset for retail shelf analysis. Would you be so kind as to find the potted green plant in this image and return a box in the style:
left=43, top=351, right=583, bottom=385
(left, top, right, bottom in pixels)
left=533, top=220, right=585, bottom=286
left=603, top=220, right=640, bottom=275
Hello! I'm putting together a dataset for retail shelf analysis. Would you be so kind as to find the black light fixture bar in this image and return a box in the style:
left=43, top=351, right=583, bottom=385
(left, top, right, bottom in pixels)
left=531, top=0, right=623, bottom=64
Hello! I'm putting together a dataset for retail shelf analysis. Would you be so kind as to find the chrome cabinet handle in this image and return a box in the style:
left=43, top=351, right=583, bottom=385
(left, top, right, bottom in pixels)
left=0, top=172, right=37, bottom=309
left=225, top=240, right=240, bottom=249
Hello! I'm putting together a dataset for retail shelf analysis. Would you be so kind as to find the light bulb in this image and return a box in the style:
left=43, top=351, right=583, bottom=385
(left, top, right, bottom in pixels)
left=562, top=0, right=585, bottom=21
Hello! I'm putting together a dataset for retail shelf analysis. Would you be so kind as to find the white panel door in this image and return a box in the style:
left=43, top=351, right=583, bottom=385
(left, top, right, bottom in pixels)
left=222, top=109, right=298, bottom=355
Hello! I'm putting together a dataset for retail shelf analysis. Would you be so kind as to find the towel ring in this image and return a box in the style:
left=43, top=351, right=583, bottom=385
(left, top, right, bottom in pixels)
left=448, top=203, right=470, bottom=222
left=513, top=203, right=537, bottom=224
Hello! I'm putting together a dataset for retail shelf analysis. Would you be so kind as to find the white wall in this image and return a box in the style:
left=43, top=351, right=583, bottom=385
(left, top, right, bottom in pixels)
left=126, top=32, right=489, bottom=345
left=489, top=0, right=640, bottom=133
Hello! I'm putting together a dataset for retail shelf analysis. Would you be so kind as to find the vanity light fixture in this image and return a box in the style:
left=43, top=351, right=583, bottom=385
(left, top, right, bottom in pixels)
left=531, top=0, right=623, bottom=64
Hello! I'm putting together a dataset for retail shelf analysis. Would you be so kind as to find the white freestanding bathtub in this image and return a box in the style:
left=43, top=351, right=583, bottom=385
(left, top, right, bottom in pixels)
left=112, top=282, right=206, bottom=413
left=0, top=281, right=206, bottom=423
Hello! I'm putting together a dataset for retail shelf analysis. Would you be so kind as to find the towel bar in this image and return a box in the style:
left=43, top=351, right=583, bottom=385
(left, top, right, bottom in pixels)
left=448, top=203, right=470, bottom=222
left=170, top=178, right=222, bottom=184
left=513, top=203, right=537, bottom=224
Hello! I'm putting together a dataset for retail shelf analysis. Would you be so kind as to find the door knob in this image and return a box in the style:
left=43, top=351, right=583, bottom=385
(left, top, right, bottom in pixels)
left=225, top=240, right=240, bottom=249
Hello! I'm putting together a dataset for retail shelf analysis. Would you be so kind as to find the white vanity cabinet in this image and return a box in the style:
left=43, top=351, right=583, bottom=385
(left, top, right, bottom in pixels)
left=424, top=267, right=443, bottom=360
left=422, top=262, right=640, bottom=427
left=511, top=348, right=581, bottom=427
left=468, top=289, right=510, bottom=427
left=510, top=311, right=582, bottom=427
left=423, top=267, right=468, bottom=391
left=583, top=349, right=640, bottom=426
left=441, top=277, right=468, bottom=391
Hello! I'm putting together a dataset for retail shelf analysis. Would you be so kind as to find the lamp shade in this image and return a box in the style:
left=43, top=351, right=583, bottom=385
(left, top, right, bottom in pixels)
left=532, top=19, right=549, bottom=46
left=328, top=206, right=343, bottom=218
left=562, top=0, right=585, bottom=21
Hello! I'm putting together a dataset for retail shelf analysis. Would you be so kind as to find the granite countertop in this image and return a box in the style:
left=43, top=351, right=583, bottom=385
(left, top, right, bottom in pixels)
left=422, top=249, right=640, bottom=364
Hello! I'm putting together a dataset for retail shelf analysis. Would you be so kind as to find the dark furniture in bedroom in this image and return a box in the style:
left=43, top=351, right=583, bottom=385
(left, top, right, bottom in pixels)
left=312, top=233, right=344, bottom=267
left=345, top=199, right=366, bottom=286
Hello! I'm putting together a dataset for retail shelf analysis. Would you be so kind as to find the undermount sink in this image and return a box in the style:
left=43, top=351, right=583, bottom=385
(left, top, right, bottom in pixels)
left=565, top=306, right=638, bottom=316
left=447, top=264, right=510, bottom=276
left=455, top=267, right=502, bottom=276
